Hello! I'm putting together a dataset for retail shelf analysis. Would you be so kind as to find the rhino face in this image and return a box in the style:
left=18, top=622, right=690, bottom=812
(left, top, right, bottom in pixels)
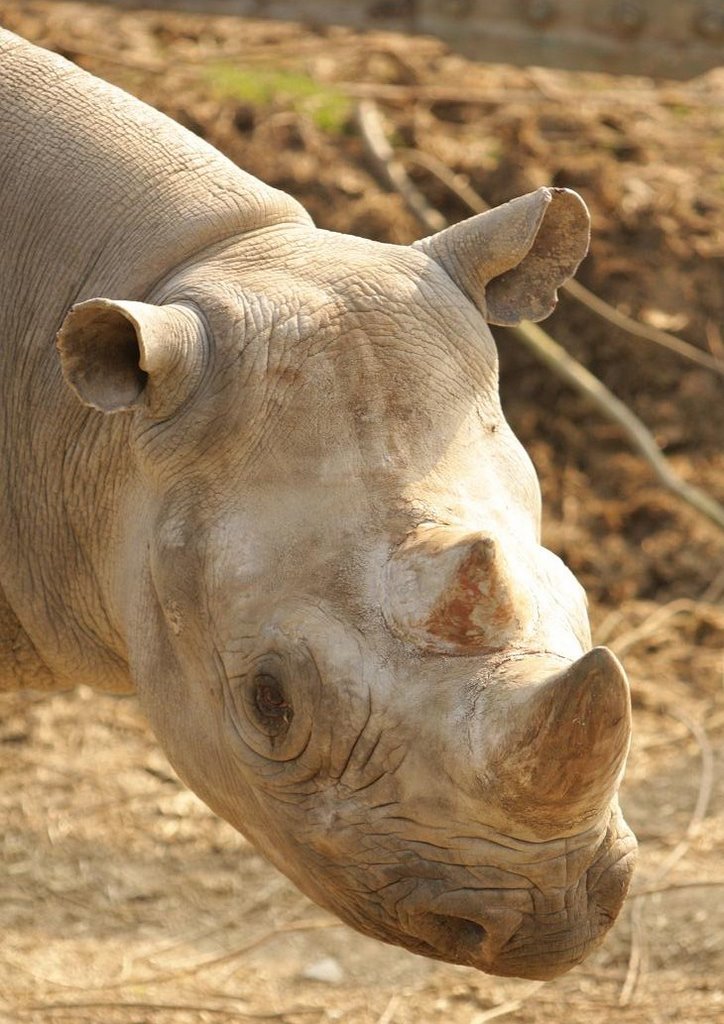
left=136, top=575, right=635, bottom=980
left=57, top=187, right=636, bottom=978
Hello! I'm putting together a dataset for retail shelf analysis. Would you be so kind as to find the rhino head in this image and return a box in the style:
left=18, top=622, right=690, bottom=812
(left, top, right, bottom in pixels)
left=57, top=187, right=636, bottom=979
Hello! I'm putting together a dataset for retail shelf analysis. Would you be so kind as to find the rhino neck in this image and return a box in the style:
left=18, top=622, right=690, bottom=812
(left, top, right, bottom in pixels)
left=0, top=30, right=310, bottom=694
left=0, top=29, right=311, bottom=315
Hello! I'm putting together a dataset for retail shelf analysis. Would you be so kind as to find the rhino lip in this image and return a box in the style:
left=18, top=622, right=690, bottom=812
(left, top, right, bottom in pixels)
left=346, top=837, right=637, bottom=977
left=327, top=885, right=618, bottom=978
left=391, top=913, right=605, bottom=978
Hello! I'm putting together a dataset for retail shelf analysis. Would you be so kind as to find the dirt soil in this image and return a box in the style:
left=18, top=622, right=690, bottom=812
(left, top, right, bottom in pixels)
left=1, top=3, right=723, bottom=1023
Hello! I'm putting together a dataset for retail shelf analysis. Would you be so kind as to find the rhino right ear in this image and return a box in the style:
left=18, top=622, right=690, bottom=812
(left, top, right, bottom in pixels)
left=57, top=297, right=208, bottom=418
left=414, top=187, right=590, bottom=326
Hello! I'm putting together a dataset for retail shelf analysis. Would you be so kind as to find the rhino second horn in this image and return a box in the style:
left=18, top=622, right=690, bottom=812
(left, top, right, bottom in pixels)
left=487, top=647, right=632, bottom=834
left=383, top=525, right=535, bottom=653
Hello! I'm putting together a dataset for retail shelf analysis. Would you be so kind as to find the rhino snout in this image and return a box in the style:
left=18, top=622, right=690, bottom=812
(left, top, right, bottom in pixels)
left=377, top=819, right=637, bottom=979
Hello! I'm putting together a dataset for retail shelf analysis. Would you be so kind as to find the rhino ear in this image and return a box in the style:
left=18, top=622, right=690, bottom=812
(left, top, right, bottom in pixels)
left=413, top=187, right=590, bottom=326
left=57, top=298, right=208, bottom=418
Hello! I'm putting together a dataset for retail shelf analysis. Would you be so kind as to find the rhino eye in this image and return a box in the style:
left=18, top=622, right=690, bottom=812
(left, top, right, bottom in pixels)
left=224, top=648, right=316, bottom=762
left=252, top=673, right=293, bottom=736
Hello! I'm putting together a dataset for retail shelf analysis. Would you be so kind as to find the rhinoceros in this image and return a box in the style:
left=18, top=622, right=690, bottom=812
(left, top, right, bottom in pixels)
left=0, top=28, right=636, bottom=979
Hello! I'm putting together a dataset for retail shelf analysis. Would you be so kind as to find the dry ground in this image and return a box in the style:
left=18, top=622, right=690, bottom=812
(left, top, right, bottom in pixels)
left=1, top=3, right=723, bottom=1023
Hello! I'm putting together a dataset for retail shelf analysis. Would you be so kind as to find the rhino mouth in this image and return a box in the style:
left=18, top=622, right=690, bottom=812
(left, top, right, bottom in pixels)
left=354, top=907, right=606, bottom=980
left=331, top=833, right=638, bottom=980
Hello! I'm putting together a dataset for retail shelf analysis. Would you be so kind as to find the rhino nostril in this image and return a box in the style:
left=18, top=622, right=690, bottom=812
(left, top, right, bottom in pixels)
left=429, top=914, right=488, bottom=955
left=406, top=905, right=523, bottom=966
left=416, top=905, right=524, bottom=959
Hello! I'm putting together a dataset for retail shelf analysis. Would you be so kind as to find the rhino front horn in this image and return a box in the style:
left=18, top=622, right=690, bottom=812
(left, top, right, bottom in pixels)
left=382, top=524, right=535, bottom=653
left=487, top=647, right=632, bottom=834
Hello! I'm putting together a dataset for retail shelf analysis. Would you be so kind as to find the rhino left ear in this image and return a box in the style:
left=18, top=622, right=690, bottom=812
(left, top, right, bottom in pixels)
left=57, top=297, right=208, bottom=418
left=413, top=187, right=590, bottom=326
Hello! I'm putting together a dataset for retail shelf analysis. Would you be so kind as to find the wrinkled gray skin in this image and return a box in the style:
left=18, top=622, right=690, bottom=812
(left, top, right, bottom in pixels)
left=0, top=30, right=636, bottom=979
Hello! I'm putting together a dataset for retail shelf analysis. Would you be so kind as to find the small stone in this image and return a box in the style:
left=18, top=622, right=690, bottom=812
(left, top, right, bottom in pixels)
left=300, top=956, right=345, bottom=985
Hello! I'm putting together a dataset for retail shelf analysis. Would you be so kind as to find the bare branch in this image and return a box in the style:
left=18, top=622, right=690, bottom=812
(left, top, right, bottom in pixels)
left=356, top=101, right=446, bottom=232
left=511, top=319, right=724, bottom=530
left=619, top=898, right=648, bottom=1007
left=400, top=148, right=490, bottom=217
left=563, top=278, right=724, bottom=377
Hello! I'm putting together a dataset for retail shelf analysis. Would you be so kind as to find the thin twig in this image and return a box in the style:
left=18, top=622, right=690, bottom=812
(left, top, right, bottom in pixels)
left=619, top=706, right=714, bottom=1006
left=375, top=993, right=401, bottom=1024
left=594, top=607, right=627, bottom=646
left=705, top=320, right=724, bottom=360
left=603, top=573, right=724, bottom=663
left=619, top=898, right=648, bottom=1007
left=22, top=918, right=340, bottom=994
left=356, top=101, right=446, bottom=231
left=356, top=99, right=724, bottom=532
left=470, top=983, right=545, bottom=1023
left=400, top=148, right=490, bottom=216
left=145, top=917, right=339, bottom=982
left=509, top=320, right=724, bottom=530
left=563, top=278, right=724, bottom=377
left=609, top=598, right=712, bottom=659
left=15, top=1000, right=308, bottom=1019
left=140, top=879, right=286, bottom=963
left=339, top=81, right=719, bottom=109
left=701, top=566, right=724, bottom=603
left=655, top=710, right=714, bottom=870
left=631, top=879, right=724, bottom=897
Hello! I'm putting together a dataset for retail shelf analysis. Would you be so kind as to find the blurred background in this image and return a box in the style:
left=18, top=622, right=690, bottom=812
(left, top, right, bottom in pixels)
left=0, top=2, right=722, bottom=1022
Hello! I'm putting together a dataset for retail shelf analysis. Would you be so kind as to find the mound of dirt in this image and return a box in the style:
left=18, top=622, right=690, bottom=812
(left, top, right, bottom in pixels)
left=1, top=3, right=722, bottom=1023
